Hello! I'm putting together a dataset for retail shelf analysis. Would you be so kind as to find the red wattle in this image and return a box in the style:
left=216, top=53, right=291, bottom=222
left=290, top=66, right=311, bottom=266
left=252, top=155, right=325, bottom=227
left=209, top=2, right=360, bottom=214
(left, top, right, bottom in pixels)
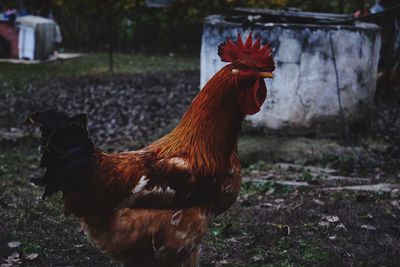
left=239, top=78, right=267, bottom=115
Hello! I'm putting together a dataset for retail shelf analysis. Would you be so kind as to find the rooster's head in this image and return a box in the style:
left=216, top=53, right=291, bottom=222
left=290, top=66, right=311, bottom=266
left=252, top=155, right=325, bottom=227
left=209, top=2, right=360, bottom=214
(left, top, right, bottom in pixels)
left=218, top=32, right=275, bottom=115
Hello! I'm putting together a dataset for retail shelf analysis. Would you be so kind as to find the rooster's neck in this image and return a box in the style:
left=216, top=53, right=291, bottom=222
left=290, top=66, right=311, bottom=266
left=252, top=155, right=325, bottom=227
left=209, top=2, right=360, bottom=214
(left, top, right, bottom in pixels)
left=151, top=66, right=244, bottom=174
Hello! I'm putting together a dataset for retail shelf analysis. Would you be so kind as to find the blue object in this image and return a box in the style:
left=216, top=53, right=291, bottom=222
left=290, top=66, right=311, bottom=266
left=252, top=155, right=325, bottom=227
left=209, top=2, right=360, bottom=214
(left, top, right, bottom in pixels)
left=370, top=1, right=385, bottom=14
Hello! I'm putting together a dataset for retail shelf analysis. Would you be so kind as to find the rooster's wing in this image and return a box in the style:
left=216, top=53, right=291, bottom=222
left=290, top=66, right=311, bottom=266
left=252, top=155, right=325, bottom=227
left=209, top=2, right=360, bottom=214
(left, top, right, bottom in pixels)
left=115, top=155, right=216, bottom=210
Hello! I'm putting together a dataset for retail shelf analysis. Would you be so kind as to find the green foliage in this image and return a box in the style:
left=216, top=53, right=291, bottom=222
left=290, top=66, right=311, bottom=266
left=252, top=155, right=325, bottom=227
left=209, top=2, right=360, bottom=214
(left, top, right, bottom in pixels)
left=1, top=0, right=52, bottom=16
left=51, top=0, right=141, bottom=50
left=268, top=237, right=330, bottom=267
left=241, top=181, right=274, bottom=195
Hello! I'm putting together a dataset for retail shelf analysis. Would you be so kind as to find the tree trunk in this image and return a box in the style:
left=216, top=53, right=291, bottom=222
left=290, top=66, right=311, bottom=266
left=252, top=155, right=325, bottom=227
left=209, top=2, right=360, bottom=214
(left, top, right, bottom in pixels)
left=338, top=0, right=344, bottom=14
left=357, top=0, right=366, bottom=15
left=107, top=43, right=114, bottom=73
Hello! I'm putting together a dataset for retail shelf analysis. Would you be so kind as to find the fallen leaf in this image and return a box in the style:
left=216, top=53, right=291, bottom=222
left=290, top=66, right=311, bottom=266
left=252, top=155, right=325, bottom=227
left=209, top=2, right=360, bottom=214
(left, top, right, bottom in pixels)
left=391, top=200, right=400, bottom=209
left=271, top=223, right=291, bottom=236
left=318, top=221, right=330, bottom=227
left=25, top=253, right=39, bottom=260
left=328, top=235, right=337, bottom=240
left=4, top=252, right=22, bottom=265
left=260, top=202, right=273, bottom=208
left=360, top=213, right=373, bottom=219
left=361, top=224, right=376, bottom=230
left=325, top=215, right=340, bottom=223
left=252, top=255, right=264, bottom=262
left=344, top=252, right=352, bottom=257
left=264, top=188, right=275, bottom=195
left=313, top=198, right=325, bottom=205
left=335, top=223, right=348, bottom=232
left=7, top=241, right=21, bottom=248
left=274, top=198, right=284, bottom=204
left=390, top=188, right=399, bottom=199
left=214, top=259, right=228, bottom=266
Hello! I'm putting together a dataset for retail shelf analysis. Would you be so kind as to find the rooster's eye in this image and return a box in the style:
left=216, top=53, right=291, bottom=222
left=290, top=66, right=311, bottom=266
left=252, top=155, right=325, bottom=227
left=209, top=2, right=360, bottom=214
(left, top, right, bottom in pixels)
left=237, top=64, right=251, bottom=71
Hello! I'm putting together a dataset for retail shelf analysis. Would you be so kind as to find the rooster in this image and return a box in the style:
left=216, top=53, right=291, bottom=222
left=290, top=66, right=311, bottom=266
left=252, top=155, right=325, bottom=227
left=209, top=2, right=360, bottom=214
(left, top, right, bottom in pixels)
left=29, top=33, right=275, bottom=267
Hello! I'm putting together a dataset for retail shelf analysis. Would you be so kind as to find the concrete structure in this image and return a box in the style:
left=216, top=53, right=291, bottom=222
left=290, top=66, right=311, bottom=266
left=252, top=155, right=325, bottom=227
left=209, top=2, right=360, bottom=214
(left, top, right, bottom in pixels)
left=200, top=13, right=381, bottom=136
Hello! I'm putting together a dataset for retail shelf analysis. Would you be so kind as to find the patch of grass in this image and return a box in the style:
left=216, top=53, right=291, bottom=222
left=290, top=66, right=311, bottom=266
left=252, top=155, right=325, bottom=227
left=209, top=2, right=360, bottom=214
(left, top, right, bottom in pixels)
left=241, top=178, right=294, bottom=196
left=241, top=181, right=274, bottom=195
left=245, top=161, right=270, bottom=173
left=331, top=155, right=357, bottom=174
left=299, top=167, right=314, bottom=181
left=269, top=236, right=329, bottom=267
left=21, top=242, right=42, bottom=255
left=205, top=223, right=228, bottom=255
left=210, top=223, right=225, bottom=237
left=0, top=53, right=199, bottom=91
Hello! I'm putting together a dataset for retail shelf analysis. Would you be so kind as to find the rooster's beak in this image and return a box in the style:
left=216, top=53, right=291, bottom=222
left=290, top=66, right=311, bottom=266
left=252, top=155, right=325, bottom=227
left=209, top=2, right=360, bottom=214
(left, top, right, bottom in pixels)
left=259, top=72, right=274, bottom=79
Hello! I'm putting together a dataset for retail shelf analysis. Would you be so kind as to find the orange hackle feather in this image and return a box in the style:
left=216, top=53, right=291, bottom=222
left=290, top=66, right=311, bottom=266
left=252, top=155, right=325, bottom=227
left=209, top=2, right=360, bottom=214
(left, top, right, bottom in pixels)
left=151, top=32, right=274, bottom=176
left=150, top=66, right=243, bottom=176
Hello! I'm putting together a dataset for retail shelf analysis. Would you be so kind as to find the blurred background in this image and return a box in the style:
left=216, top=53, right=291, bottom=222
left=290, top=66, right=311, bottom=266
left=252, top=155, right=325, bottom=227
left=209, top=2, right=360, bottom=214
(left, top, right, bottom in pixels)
left=0, top=0, right=397, bottom=52
left=0, top=1, right=399, bottom=266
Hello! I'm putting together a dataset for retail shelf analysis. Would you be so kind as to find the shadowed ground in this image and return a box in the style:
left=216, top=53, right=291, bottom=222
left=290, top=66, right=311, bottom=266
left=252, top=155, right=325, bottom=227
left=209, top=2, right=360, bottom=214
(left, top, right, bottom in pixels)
left=0, top=54, right=399, bottom=266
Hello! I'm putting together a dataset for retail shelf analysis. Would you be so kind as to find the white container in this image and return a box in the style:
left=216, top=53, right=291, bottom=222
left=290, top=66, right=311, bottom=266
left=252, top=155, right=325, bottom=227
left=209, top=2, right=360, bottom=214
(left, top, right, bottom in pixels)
left=17, top=16, right=57, bottom=60
left=18, top=25, right=35, bottom=60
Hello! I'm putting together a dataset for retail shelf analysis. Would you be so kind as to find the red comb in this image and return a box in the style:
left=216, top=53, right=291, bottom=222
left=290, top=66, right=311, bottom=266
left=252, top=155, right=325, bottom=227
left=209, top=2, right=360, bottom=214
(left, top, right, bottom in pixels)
left=218, top=32, right=275, bottom=71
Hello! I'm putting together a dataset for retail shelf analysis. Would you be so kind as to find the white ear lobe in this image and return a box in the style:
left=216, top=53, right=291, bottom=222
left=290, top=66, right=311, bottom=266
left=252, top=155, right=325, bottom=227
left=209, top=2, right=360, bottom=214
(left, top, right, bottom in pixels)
left=231, top=69, right=239, bottom=75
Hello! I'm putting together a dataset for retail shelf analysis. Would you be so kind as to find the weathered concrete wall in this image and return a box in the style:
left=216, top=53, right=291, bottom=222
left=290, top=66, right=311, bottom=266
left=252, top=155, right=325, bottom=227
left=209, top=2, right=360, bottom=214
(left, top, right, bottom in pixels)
left=200, top=15, right=381, bottom=135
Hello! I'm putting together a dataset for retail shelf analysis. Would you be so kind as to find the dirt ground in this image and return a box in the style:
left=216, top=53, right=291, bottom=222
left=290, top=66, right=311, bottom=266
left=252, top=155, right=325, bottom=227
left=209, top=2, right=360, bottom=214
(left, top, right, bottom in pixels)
left=0, top=66, right=399, bottom=266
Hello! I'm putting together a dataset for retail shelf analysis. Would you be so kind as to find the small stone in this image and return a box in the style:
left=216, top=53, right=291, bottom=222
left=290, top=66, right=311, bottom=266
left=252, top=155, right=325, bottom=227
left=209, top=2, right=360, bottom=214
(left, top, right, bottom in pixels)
left=264, top=188, right=275, bottom=195
left=361, top=224, right=376, bottom=231
left=335, top=223, right=348, bottom=232
left=5, top=252, right=21, bottom=264
left=390, top=188, right=400, bottom=199
left=313, top=198, right=325, bottom=205
left=319, top=221, right=330, bottom=227
left=25, top=253, right=39, bottom=260
left=214, top=259, right=228, bottom=266
left=325, top=215, right=340, bottom=223
left=391, top=200, right=400, bottom=209
left=252, top=255, right=263, bottom=262
left=261, top=202, right=273, bottom=208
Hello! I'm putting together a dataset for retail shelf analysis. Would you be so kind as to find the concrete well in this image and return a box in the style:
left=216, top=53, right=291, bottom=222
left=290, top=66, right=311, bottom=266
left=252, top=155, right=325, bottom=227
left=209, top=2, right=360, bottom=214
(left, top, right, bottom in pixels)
left=200, top=12, right=381, bottom=136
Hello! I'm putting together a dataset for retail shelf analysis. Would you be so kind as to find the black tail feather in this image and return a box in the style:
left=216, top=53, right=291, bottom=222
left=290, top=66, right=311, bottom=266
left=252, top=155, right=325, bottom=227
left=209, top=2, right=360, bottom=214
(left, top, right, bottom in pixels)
left=30, top=111, right=69, bottom=147
left=30, top=111, right=69, bottom=130
left=30, top=111, right=95, bottom=199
